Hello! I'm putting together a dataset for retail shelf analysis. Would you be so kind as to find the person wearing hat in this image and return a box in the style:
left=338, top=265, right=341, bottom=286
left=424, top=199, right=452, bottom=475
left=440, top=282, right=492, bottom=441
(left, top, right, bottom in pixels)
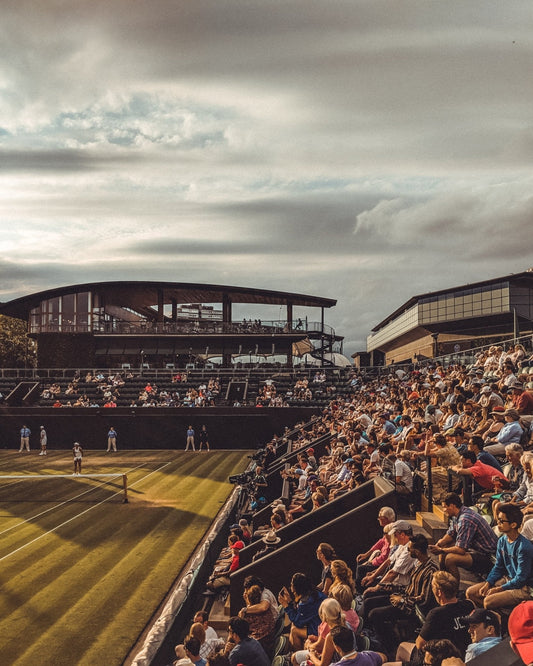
left=478, top=384, right=504, bottom=412
left=509, top=600, right=533, bottom=666
left=252, top=530, right=281, bottom=562
left=484, top=407, right=524, bottom=456
left=365, top=533, right=438, bottom=656
left=509, top=381, right=533, bottom=415
left=461, top=608, right=502, bottom=662
left=360, top=520, right=416, bottom=612
left=444, top=426, right=467, bottom=452
left=306, top=448, right=317, bottom=470
left=39, top=425, right=47, bottom=456
left=206, top=539, right=244, bottom=591
left=72, top=441, right=83, bottom=475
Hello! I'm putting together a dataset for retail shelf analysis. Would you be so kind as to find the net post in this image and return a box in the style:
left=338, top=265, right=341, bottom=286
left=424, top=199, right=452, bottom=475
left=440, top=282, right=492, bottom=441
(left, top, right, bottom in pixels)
left=122, top=473, right=129, bottom=503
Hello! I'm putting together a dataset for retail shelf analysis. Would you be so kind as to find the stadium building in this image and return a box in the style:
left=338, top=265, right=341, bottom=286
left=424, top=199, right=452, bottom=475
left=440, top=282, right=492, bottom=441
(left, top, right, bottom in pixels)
left=0, top=281, right=342, bottom=368
left=366, top=269, right=533, bottom=365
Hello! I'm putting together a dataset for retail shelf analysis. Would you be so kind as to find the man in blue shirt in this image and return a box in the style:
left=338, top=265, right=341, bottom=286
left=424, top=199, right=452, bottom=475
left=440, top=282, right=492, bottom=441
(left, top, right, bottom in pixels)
left=467, top=436, right=502, bottom=472
left=107, top=427, right=117, bottom=452
left=185, top=425, right=195, bottom=451
left=461, top=609, right=502, bottom=662
left=19, top=425, right=31, bottom=452
left=466, top=502, right=533, bottom=610
left=226, top=617, right=270, bottom=666
left=429, top=493, right=498, bottom=581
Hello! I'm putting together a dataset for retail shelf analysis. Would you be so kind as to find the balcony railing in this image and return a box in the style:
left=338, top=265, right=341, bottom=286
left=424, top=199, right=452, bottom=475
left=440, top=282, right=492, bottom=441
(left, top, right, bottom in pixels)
left=31, top=319, right=335, bottom=337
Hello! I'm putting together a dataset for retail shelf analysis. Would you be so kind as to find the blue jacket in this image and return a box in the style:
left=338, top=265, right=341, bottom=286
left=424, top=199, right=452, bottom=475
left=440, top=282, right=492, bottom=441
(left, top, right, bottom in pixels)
left=285, top=590, right=327, bottom=635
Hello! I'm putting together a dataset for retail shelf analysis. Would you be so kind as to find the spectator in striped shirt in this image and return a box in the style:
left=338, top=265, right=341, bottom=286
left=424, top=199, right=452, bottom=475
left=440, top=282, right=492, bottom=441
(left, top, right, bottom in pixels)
left=429, top=493, right=498, bottom=581
left=364, top=533, right=438, bottom=655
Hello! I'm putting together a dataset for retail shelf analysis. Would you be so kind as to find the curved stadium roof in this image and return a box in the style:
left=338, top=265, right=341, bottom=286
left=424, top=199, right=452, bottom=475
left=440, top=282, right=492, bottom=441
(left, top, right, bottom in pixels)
left=0, top=281, right=337, bottom=320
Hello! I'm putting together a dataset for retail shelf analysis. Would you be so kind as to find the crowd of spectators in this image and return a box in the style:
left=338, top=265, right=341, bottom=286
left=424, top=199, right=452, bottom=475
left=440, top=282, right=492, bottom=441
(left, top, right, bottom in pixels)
left=37, top=371, right=225, bottom=408
left=173, top=345, right=533, bottom=666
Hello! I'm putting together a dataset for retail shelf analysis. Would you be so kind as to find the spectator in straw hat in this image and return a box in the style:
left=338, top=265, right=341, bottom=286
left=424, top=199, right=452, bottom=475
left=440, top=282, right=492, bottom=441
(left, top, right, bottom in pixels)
left=484, top=407, right=524, bottom=456
left=252, top=530, right=280, bottom=562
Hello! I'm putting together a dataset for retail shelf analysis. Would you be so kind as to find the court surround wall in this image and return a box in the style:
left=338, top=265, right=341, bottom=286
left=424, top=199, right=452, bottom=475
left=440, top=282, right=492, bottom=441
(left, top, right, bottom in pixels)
left=0, top=407, right=320, bottom=451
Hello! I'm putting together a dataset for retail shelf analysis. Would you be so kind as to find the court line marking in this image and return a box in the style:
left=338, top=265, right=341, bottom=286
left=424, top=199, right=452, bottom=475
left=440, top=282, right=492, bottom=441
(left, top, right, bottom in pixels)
left=0, top=460, right=175, bottom=544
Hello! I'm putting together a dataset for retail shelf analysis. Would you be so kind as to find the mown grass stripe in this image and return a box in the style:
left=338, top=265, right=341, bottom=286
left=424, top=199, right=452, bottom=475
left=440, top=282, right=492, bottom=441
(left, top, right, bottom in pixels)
left=0, top=451, right=250, bottom=666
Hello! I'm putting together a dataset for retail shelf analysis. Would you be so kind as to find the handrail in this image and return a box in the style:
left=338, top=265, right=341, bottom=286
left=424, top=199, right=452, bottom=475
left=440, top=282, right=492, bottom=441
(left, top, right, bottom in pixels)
left=30, top=319, right=336, bottom=337
left=0, top=367, right=354, bottom=382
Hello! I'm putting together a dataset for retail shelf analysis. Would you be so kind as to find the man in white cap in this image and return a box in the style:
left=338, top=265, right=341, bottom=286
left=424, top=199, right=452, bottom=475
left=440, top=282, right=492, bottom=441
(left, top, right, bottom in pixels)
left=39, top=426, right=47, bottom=455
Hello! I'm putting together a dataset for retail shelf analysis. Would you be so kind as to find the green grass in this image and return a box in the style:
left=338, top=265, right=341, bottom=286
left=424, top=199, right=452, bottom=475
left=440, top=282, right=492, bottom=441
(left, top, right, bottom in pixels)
left=0, top=449, right=251, bottom=666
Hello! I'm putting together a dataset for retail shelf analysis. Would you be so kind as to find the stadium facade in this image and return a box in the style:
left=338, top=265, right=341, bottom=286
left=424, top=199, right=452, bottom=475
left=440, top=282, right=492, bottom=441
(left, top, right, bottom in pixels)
left=367, top=269, right=533, bottom=365
left=0, top=281, right=342, bottom=368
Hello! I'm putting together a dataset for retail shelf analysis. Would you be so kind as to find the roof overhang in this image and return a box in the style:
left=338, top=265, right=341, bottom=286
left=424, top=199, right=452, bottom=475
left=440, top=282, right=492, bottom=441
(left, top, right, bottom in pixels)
left=0, top=281, right=337, bottom=321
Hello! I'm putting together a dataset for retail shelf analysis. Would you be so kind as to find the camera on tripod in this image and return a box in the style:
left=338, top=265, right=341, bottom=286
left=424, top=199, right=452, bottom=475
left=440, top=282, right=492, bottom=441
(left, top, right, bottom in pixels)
left=229, top=471, right=254, bottom=485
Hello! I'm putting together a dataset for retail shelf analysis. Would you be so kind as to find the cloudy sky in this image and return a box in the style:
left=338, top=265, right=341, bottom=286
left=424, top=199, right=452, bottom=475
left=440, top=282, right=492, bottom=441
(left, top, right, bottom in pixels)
left=1, top=0, right=532, bottom=356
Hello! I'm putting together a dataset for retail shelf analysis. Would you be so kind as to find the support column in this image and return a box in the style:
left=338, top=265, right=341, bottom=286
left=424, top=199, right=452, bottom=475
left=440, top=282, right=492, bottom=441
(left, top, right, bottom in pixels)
left=286, top=303, right=293, bottom=332
left=321, top=307, right=325, bottom=367
left=171, top=298, right=177, bottom=322
left=222, top=294, right=232, bottom=367
left=222, top=294, right=232, bottom=329
left=157, top=289, right=164, bottom=322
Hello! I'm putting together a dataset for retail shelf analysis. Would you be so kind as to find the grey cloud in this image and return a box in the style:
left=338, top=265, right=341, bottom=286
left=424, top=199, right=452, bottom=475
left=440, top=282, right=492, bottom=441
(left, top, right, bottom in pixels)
left=0, top=149, right=129, bottom=171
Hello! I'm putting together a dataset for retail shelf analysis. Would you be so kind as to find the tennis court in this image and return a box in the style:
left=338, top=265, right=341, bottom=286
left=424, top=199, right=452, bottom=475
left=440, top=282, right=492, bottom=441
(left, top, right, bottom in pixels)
left=0, top=448, right=250, bottom=666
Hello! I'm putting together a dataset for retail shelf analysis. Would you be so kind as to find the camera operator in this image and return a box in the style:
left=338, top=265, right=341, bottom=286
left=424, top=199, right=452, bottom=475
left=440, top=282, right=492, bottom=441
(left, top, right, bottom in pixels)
left=253, top=465, right=268, bottom=491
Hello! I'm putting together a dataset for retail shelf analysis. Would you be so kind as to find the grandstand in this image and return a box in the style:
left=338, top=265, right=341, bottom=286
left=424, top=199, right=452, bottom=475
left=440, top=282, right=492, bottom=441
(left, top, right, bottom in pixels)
left=138, top=336, right=533, bottom=666
left=1, top=278, right=532, bottom=666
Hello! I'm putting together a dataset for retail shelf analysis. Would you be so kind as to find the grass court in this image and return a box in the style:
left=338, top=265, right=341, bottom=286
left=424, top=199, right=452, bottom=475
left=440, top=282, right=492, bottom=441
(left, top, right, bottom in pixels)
left=0, top=448, right=250, bottom=666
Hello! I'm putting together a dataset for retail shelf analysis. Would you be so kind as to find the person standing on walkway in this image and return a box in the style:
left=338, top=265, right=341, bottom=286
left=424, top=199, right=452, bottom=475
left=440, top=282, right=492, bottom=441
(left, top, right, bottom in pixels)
left=39, top=426, right=47, bottom=455
left=73, top=442, right=83, bottom=475
left=19, top=425, right=31, bottom=452
left=199, top=425, right=210, bottom=452
left=186, top=425, right=195, bottom=451
left=107, top=427, right=117, bottom=452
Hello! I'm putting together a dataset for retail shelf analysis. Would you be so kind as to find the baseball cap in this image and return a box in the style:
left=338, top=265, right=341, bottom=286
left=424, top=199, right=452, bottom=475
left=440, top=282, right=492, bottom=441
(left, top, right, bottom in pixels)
left=231, top=540, right=245, bottom=550
left=461, top=608, right=500, bottom=632
left=389, top=520, right=412, bottom=535
left=508, top=601, right=533, bottom=664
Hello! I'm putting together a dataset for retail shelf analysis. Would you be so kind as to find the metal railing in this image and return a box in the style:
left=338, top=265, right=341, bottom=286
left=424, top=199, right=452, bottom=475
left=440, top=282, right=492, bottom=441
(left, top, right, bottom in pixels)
left=31, top=319, right=336, bottom=337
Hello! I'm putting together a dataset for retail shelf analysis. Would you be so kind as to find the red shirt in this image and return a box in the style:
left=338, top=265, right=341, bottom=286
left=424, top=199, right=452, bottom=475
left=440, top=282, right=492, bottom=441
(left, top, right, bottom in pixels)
left=513, top=391, right=533, bottom=415
left=469, top=460, right=507, bottom=490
